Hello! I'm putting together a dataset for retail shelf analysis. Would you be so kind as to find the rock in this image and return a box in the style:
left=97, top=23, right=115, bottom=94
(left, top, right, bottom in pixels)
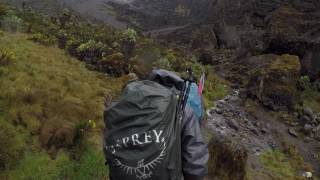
left=303, top=124, right=313, bottom=135
left=207, top=108, right=216, bottom=117
left=224, top=95, right=231, bottom=101
left=226, top=119, right=240, bottom=131
left=216, top=100, right=226, bottom=108
left=260, top=128, right=268, bottom=134
left=302, top=171, right=313, bottom=178
left=215, top=108, right=223, bottom=114
left=303, top=107, right=314, bottom=118
left=301, top=49, right=320, bottom=81
left=288, top=128, right=299, bottom=138
left=300, top=115, right=312, bottom=124
left=314, top=126, right=320, bottom=141
left=250, top=128, right=259, bottom=136
left=246, top=54, right=301, bottom=111
left=208, top=136, right=247, bottom=180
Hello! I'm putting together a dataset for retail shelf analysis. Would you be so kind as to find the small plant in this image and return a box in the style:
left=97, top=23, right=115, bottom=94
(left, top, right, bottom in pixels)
left=0, top=3, right=8, bottom=18
left=77, top=40, right=105, bottom=53
left=77, top=40, right=106, bottom=63
left=66, top=38, right=82, bottom=57
left=121, top=28, right=137, bottom=60
left=121, top=28, right=137, bottom=43
left=153, top=56, right=172, bottom=70
left=298, top=75, right=311, bottom=90
left=28, top=33, right=57, bottom=46
left=153, top=49, right=179, bottom=71
left=203, top=73, right=230, bottom=107
left=0, top=48, right=15, bottom=66
left=0, top=10, right=23, bottom=32
left=74, top=120, right=96, bottom=144
left=57, top=30, right=67, bottom=49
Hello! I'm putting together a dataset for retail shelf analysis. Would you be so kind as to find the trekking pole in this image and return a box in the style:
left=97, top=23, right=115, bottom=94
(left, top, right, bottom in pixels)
left=177, top=68, right=194, bottom=120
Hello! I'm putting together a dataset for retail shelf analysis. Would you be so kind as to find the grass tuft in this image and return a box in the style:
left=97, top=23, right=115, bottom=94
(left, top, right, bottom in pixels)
left=203, top=72, right=230, bottom=108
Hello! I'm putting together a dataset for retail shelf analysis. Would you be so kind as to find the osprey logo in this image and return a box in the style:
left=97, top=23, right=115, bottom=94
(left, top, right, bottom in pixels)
left=106, top=130, right=166, bottom=180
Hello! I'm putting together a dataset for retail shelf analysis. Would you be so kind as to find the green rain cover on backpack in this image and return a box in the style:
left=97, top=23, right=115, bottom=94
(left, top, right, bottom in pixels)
left=104, top=80, right=182, bottom=180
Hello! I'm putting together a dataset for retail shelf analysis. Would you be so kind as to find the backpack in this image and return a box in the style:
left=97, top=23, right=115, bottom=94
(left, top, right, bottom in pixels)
left=104, top=77, right=186, bottom=180
left=186, top=82, right=203, bottom=121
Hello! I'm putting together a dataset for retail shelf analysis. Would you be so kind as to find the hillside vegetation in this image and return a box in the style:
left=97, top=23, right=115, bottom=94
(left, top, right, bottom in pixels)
left=0, top=32, right=130, bottom=179
left=0, top=4, right=230, bottom=179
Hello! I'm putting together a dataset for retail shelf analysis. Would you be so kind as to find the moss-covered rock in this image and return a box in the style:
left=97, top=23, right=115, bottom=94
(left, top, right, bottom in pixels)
left=246, top=54, right=301, bottom=111
left=207, top=136, right=248, bottom=180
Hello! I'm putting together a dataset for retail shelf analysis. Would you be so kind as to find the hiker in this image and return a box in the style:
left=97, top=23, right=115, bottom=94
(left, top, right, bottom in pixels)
left=103, top=69, right=209, bottom=180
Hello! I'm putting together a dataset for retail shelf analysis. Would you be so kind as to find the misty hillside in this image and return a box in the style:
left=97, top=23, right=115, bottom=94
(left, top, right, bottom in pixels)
left=0, top=1, right=320, bottom=179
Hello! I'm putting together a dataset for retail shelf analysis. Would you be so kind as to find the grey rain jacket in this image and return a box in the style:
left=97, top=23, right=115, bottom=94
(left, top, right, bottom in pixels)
left=181, top=106, right=208, bottom=180
left=150, top=69, right=209, bottom=179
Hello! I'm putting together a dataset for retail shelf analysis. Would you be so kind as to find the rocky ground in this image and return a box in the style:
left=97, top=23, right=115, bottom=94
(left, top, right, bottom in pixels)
left=205, top=88, right=320, bottom=179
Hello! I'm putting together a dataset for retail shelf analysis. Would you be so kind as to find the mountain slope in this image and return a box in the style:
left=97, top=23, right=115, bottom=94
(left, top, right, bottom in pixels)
left=0, top=32, right=127, bottom=179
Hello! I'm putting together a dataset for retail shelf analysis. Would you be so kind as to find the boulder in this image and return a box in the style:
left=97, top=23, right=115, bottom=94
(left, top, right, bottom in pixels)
left=246, top=54, right=301, bottom=111
left=314, top=125, right=320, bottom=141
left=303, top=107, right=314, bottom=118
left=300, top=115, right=312, bottom=125
left=301, top=49, right=320, bottom=80
left=208, top=136, right=247, bottom=180
left=288, top=128, right=299, bottom=138
left=303, top=124, right=313, bottom=135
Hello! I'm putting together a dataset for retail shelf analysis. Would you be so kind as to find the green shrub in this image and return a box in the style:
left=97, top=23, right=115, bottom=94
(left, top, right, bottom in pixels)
left=66, top=38, right=82, bottom=57
left=0, top=48, right=14, bottom=66
left=98, top=52, right=127, bottom=76
left=77, top=40, right=105, bottom=53
left=76, top=40, right=106, bottom=64
left=28, top=33, right=57, bottom=46
left=0, top=118, right=25, bottom=169
left=154, top=56, right=172, bottom=70
left=153, top=49, right=179, bottom=71
left=0, top=3, right=8, bottom=18
left=121, top=28, right=137, bottom=60
left=121, top=28, right=137, bottom=43
left=181, top=57, right=204, bottom=80
left=298, top=75, right=311, bottom=90
left=0, top=10, right=23, bottom=32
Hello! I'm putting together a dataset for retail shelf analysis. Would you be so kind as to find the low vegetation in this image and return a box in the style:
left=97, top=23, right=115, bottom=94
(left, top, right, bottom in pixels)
left=0, top=32, right=128, bottom=178
left=0, top=47, right=14, bottom=66
left=203, top=72, right=230, bottom=107
left=258, top=150, right=304, bottom=180
left=300, top=76, right=320, bottom=113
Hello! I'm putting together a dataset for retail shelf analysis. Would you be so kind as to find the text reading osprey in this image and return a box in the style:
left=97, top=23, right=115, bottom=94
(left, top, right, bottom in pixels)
left=106, top=130, right=164, bottom=154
